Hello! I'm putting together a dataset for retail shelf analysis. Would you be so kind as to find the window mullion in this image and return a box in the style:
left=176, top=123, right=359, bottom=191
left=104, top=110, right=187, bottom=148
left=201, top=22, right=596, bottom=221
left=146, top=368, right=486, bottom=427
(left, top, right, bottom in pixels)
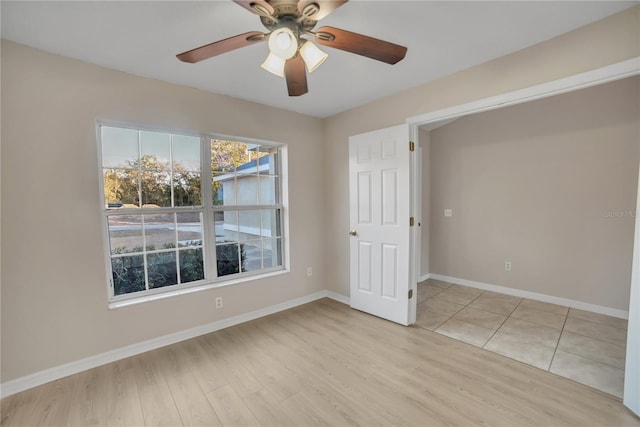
left=137, top=130, right=143, bottom=207
left=173, top=212, right=181, bottom=284
left=200, top=136, right=217, bottom=280
left=169, top=134, right=175, bottom=208
left=141, top=214, right=150, bottom=291
left=213, top=204, right=280, bottom=211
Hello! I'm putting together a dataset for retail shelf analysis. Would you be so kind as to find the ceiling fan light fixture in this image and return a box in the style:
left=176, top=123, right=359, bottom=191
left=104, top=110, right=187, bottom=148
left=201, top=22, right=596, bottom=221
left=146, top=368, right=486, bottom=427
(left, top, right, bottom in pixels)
left=261, top=52, right=286, bottom=77
left=299, top=40, right=328, bottom=73
left=268, top=27, right=297, bottom=59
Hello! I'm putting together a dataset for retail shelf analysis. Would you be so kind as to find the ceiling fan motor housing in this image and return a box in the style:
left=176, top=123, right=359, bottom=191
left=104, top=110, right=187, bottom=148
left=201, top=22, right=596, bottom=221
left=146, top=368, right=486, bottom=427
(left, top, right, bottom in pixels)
left=258, top=0, right=319, bottom=34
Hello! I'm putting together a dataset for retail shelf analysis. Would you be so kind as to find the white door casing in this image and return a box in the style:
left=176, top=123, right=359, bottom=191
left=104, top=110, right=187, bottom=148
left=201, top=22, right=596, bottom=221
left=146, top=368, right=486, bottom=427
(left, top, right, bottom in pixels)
left=349, top=124, right=412, bottom=325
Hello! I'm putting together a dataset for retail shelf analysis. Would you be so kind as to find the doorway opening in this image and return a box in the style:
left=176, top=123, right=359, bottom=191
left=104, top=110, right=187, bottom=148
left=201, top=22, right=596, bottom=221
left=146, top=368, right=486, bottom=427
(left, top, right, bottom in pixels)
left=407, top=58, right=639, bottom=410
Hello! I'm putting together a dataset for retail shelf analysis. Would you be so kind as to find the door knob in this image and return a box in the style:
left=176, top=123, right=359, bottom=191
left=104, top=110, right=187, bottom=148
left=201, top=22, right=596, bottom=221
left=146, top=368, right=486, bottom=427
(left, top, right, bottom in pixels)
left=348, top=230, right=357, bottom=236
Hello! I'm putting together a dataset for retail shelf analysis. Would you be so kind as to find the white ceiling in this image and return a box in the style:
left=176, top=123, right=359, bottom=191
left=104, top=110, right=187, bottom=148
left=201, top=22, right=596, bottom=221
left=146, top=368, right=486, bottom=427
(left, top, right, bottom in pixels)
left=1, top=1, right=636, bottom=118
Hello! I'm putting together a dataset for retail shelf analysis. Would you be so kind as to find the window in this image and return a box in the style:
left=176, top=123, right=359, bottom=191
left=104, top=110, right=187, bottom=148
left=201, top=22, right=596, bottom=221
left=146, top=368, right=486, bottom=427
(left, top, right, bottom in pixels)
left=99, top=124, right=286, bottom=304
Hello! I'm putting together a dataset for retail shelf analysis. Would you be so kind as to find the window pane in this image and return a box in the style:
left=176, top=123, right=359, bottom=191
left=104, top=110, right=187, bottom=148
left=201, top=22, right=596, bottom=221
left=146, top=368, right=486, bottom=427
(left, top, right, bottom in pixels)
left=213, top=175, right=236, bottom=206
left=261, top=209, right=281, bottom=238
left=258, top=150, right=279, bottom=176
left=111, top=255, right=146, bottom=295
left=108, top=215, right=143, bottom=254
left=176, top=212, right=202, bottom=247
left=141, top=170, right=171, bottom=207
left=104, top=168, right=140, bottom=208
left=216, top=243, right=242, bottom=277
left=238, top=210, right=260, bottom=241
left=263, top=238, right=282, bottom=268
left=242, top=240, right=262, bottom=272
left=212, top=140, right=250, bottom=173
left=144, top=213, right=176, bottom=250
left=179, top=248, right=204, bottom=283
left=102, top=127, right=139, bottom=168
left=255, top=146, right=271, bottom=165
left=259, top=176, right=278, bottom=204
left=237, top=144, right=266, bottom=175
left=215, top=210, right=237, bottom=243
left=140, top=131, right=170, bottom=169
left=174, top=171, right=201, bottom=206
left=147, top=252, right=178, bottom=289
left=214, top=211, right=224, bottom=242
left=236, top=175, right=258, bottom=205
left=173, top=135, right=201, bottom=172
left=211, top=140, right=233, bottom=173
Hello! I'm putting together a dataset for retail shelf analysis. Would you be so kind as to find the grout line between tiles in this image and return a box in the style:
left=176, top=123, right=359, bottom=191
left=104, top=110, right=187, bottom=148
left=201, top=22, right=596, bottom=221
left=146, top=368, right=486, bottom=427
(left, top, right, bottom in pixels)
left=420, top=279, right=625, bottom=397
left=565, top=313, right=628, bottom=332
left=509, top=304, right=567, bottom=331
left=481, top=298, right=522, bottom=350
left=555, top=345, right=626, bottom=371
left=559, top=329, right=627, bottom=348
left=428, top=286, right=482, bottom=334
left=547, top=302, right=570, bottom=372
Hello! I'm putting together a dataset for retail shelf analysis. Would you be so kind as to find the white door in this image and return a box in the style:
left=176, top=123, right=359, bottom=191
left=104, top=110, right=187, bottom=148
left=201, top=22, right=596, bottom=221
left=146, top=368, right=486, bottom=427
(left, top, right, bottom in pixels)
left=349, top=124, right=413, bottom=325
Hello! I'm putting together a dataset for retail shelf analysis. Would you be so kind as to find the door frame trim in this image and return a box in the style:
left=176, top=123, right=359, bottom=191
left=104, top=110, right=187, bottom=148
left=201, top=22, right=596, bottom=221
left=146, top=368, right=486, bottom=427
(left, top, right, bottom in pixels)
left=405, top=56, right=640, bottom=414
left=407, top=57, right=639, bottom=126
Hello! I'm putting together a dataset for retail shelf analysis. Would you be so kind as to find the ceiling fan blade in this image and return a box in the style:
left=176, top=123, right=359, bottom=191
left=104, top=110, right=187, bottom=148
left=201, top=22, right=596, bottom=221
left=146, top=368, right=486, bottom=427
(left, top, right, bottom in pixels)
left=233, top=0, right=275, bottom=17
left=284, top=55, right=308, bottom=96
left=177, top=32, right=266, bottom=64
left=298, top=1, right=349, bottom=21
left=315, top=26, right=407, bottom=65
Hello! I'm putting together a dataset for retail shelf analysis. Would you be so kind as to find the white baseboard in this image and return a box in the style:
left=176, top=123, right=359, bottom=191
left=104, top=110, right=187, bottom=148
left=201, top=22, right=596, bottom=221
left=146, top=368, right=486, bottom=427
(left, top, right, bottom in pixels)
left=3, top=278, right=626, bottom=398
left=0, top=290, right=330, bottom=399
left=326, top=291, right=350, bottom=305
left=429, top=274, right=629, bottom=319
left=419, top=273, right=431, bottom=282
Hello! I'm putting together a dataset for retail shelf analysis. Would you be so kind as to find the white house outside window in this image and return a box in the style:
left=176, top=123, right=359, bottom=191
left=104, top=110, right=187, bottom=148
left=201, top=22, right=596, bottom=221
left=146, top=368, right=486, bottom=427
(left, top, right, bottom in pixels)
left=98, top=124, right=286, bottom=304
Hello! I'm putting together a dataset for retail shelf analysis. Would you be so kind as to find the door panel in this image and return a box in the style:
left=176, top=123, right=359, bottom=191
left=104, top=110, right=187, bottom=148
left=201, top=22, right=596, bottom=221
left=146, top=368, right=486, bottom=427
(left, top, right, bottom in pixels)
left=358, top=241, right=373, bottom=292
left=381, top=243, right=398, bottom=299
left=349, top=124, right=411, bottom=325
left=382, top=169, right=398, bottom=225
left=357, top=172, right=372, bottom=224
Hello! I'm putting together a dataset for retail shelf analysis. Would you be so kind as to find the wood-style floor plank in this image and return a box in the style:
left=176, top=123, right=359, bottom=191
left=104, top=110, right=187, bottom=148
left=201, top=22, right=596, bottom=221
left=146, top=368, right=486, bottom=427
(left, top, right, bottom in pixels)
left=66, top=366, right=107, bottom=426
left=131, top=352, right=183, bottom=427
left=103, top=358, right=145, bottom=427
left=178, top=337, right=228, bottom=394
left=26, top=377, right=76, bottom=426
left=2, top=298, right=639, bottom=426
left=152, top=345, right=222, bottom=427
left=204, top=385, right=260, bottom=426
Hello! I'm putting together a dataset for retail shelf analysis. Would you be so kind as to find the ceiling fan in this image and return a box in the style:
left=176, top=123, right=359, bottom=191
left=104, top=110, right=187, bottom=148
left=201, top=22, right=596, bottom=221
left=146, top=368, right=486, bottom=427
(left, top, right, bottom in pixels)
left=176, top=0, right=408, bottom=97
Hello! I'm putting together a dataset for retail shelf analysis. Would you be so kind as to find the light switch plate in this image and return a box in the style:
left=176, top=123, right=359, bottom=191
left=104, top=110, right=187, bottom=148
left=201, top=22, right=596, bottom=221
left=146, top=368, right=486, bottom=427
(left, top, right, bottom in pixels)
left=444, top=209, right=453, bottom=217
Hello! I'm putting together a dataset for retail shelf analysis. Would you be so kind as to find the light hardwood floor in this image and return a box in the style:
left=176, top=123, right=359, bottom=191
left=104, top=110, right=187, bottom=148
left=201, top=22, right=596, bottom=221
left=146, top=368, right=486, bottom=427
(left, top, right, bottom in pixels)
left=2, top=298, right=639, bottom=426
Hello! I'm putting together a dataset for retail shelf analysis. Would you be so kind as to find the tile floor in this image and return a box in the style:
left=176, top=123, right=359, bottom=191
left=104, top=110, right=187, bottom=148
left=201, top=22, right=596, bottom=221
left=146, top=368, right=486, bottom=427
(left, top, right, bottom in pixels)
left=416, top=279, right=628, bottom=398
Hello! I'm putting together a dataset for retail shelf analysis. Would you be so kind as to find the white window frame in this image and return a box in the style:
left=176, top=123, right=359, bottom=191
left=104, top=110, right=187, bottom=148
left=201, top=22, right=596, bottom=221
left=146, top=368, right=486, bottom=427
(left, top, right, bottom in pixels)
left=96, top=121, right=290, bottom=309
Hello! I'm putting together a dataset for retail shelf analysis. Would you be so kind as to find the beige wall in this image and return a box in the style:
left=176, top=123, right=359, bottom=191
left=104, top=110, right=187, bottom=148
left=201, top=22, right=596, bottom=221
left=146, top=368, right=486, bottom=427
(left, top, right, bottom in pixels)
left=0, top=40, right=326, bottom=382
left=324, top=6, right=640, bottom=298
left=429, top=77, right=639, bottom=311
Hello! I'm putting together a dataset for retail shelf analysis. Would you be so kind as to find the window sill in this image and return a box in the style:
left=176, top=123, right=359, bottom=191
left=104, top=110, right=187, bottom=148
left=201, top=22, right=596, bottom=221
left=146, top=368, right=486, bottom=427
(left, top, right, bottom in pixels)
left=108, top=269, right=290, bottom=310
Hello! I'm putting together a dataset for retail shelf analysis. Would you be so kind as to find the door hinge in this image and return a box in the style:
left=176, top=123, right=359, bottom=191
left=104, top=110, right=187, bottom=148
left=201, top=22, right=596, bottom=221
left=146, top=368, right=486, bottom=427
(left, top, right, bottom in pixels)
left=408, top=289, right=413, bottom=299
left=410, top=217, right=415, bottom=227
left=409, top=141, right=415, bottom=152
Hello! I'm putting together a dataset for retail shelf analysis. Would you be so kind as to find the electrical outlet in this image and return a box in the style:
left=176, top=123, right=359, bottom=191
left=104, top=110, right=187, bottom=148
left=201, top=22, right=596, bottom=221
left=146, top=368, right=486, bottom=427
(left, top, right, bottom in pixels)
left=215, top=297, right=223, bottom=308
left=505, top=261, right=512, bottom=271
left=306, top=267, right=313, bottom=277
